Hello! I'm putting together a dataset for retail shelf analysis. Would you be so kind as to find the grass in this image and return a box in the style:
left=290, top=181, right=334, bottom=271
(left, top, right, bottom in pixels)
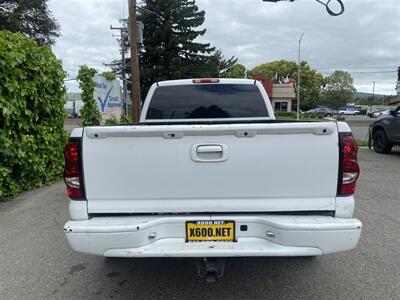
left=357, top=140, right=369, bottom=147
left=275, top=113, right=345, bottom=122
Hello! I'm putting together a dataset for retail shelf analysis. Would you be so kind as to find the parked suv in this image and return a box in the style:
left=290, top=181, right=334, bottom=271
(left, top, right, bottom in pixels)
left=305, top=107, right=333, bottom=117
left=369, top=105, right=400, bottom=153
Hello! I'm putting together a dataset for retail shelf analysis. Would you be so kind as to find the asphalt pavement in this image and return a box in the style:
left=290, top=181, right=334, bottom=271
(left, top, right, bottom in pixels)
left=344, top=115, right=373, bottom=141
left=1, top=148, right=399, bottom=299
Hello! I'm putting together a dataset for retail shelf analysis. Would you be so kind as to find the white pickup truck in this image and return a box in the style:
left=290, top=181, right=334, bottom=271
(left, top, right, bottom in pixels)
left=64, top=79, right=362, bottom=278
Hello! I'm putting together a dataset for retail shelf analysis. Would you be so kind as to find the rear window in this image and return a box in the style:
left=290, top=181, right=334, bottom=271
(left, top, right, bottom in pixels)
left=146, top=84, right=268, bottom=120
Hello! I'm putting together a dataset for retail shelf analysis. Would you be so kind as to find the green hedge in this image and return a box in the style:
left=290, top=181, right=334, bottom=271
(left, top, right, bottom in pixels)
left=275, top=112, right=297, bottom=118
left=0, top=31, right=68, bottom=200
left=301, top=113, right=324, bottom=119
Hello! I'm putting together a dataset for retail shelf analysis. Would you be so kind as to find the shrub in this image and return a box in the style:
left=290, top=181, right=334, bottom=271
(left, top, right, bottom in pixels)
left=276, top=112, right=297, bottom=118
left=0, top=31, right=68, bottom=200
left=120, top=113, right=132, bottom=124
left=104, top=116, right=119, bottom=125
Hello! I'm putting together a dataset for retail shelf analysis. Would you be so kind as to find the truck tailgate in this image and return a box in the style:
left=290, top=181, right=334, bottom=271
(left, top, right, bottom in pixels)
left=82, top=122, right=339, bottom=214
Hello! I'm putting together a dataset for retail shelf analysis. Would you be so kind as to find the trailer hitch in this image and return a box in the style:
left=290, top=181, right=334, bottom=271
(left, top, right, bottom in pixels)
left=196, top=258, right=226, bottom=283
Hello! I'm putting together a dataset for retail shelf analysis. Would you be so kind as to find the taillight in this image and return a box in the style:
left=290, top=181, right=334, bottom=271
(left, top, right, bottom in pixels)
left=63, top=139, right=85, bottom=199
left=192, top=79, right=220, bottom=84
left=338, top=133, right=360, bottom=196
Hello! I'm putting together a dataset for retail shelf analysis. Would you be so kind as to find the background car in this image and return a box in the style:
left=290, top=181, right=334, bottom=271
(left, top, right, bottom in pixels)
left=338, top=108, right=360, bottom=115
left=369, top=105, right=400, bottom=153
left=305, top=107, right=333, bottom=117
left=371, top=109, right=390, bottom=118
left=368, top=109, right=382, bottom=118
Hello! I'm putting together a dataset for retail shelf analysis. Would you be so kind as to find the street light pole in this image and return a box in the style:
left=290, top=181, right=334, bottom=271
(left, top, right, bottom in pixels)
left=368, top=81, right=376, bottom=114
left=297, top=33, right=304, bottom=120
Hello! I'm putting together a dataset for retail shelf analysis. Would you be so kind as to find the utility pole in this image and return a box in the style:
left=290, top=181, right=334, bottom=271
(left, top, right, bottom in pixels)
left=297, top=33, right=304, bottom=120
left=129, top=0, right=141, bottom=122
left=121, top=25, right=127, bottom=114
left=110, top=22, right=128, bottom=113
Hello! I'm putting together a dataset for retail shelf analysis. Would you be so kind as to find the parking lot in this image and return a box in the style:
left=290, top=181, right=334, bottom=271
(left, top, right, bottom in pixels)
left=0, top=148, right=399, bottom=299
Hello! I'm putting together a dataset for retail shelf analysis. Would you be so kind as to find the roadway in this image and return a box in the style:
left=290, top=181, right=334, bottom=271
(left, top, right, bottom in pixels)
left=1, top=149, right=399, bottom=299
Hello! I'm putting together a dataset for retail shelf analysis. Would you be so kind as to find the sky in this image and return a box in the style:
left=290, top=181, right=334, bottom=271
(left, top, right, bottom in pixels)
left=48, top=0, right=400, bottom=95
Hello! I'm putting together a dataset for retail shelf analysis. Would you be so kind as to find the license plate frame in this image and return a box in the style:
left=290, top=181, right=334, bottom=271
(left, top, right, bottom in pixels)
left=185, top=220, right=235, bottom=242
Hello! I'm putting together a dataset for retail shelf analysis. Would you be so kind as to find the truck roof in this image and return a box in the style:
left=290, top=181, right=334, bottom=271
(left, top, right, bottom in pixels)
left=156, top=78, right=256, bottom=86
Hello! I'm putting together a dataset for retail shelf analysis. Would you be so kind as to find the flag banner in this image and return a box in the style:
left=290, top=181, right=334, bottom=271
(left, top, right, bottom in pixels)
left=283, top=75, right=290, bottom=84
left=93, top=75, right=123, bottom=122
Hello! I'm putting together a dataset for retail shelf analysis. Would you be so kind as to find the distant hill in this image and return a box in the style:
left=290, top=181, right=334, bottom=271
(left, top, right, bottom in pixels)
left=355, top=92, right=386, bottom=99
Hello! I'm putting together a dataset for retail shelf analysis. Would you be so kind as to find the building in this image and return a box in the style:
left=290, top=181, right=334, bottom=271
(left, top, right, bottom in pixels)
left=255, top=73, right=297, bottom=112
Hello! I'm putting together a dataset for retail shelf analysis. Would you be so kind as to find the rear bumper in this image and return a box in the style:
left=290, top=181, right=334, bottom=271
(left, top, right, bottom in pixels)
left=64, top=215, right=362, bottom=257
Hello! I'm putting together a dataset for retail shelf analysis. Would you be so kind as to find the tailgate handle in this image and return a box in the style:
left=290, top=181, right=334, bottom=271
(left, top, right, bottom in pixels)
left=191, top=144, right=229, bottom=162
left=196, top=145, right=223, bottom=154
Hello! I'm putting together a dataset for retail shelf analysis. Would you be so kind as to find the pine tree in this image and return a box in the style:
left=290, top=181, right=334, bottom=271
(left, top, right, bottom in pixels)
left=140, top=0, right=213, bottom=80
left=0, top=0, right=60, bottom=46
left=138, top=0, right=231, bottom=97
left=198, top=50, right=238, bottom=78
left=109, top=0, right=237, bottom=100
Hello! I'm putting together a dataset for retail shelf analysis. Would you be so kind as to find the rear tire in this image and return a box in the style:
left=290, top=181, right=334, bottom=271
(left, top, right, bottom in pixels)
left=373, top=130, right=392, bottom=154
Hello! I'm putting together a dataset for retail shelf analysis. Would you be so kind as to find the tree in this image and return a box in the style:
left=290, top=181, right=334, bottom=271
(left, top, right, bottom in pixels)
left=196, top=50, right=237, bottom=78
left=223, top=63, right=246, bottom=78
left=0, top=0, right=60, bottom=45
left=136, top=0, right=239, bottom=98
left=109, top=1, right=236, bottom=101
left=248, top=60, right=325, bottom=111
left=138, top=0, right=214, bottom=93
left=322, top=70, right=356, bottom=110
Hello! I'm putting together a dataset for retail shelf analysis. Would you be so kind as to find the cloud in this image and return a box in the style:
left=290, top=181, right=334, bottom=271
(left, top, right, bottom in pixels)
left=197, top=0, right=400, bottom=94
left=49, top=0, right=126, bottom=91
left=49, top=0, right=400, bottom=94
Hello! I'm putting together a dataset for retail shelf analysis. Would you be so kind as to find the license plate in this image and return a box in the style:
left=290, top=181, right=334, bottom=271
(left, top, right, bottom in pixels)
left=186, top=220, right=235, bottom=242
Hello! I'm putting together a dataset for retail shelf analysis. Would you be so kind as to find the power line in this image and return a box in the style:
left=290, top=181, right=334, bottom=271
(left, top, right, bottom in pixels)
left=110, top=21, right=129, bottom=113
left=136, top=5, right=159, bottom=16
left=314, top=66, right=395, bottom=70
left=320, top=71, right=397, bottom=75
